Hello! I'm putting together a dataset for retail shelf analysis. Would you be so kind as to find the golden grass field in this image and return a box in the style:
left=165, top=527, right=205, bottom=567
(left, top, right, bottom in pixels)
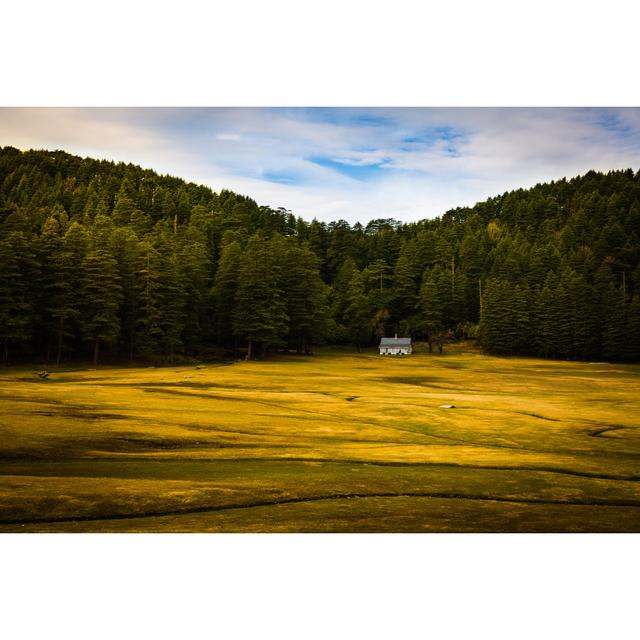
left=1, top=344, right=639, bottom=532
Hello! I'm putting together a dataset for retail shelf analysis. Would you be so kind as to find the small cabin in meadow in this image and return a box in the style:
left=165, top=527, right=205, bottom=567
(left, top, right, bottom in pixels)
left=379, top=336, right=412, bottom=355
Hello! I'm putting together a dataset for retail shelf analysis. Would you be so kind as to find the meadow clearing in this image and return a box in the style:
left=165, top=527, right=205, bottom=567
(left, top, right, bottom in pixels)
left=1, top=344, right=639, bottom=532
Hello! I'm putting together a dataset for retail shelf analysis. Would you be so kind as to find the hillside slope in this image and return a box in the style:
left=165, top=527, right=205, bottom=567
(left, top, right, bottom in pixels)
left=1, top=146, right=639, bottom=363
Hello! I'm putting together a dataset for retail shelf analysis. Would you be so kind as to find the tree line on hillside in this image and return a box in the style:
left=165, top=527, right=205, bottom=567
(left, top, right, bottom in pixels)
left=1, top=146, right=639, bottom=365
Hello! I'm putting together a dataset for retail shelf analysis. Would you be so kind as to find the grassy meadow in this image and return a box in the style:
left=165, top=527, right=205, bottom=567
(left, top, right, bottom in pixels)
left=1, top=344, right=639, bottom=532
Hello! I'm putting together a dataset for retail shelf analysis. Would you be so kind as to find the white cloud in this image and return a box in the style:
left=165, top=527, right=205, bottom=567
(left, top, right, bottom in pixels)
left=215, top=133, right=242, bottom=141
left=1, top=107, right=639, bottom=224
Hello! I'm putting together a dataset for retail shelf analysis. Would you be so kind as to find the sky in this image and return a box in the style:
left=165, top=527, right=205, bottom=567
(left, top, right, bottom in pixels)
left=1, top=107, right=640, bottom=224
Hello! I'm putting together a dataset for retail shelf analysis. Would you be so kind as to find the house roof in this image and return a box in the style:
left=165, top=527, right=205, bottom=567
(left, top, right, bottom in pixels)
left=380, top=337, right=411, bottom=347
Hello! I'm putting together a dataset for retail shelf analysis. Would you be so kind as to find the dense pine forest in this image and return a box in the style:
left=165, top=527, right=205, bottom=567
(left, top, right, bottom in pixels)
left=1, top=145, right=639, bottom=365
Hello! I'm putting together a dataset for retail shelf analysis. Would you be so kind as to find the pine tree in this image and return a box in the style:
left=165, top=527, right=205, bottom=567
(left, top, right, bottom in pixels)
left=278, top=240, right=329, bottom=353
left=133, top=241, right=164, bottom=358
left=157, top=254, right=186, bottom=362
left=418, top=267, right=444, bottom=353
left=534, top=280, right=556, bottom=357
left=212, top=240, right=243, bottom=346
left=551, top=279, right=573, bottom=358
left=601, top=283, right=627, bottom=361
left=626, top=294, right=640, bottom=361
left=39, top=216, right=79, bottom=364
left=361, top=259, right=392, bottom=308
left=0, top=232, right=38, bottom=365
left=572, top=277, right=599, bottom=361
left=326, top=220, right=356, bottom=279
left=80, top=249, right=123, bottom=365
left=391, top=252, right=418, bottom=322
left=62, top=222, right=90, bottom=351
left=108, top=226, right=143, bottom=361
left=479, top=279, right=529, bottom=355
left=595, top=263, right=626, bottom=360
left=176, top=226, right=211, bottom=355
left=112, top=188, right=137, bottom=226
left=233, top=236, right=289, bottom=359
left=343, top=270, right=371, bottom=352
left=330, top=257, right=359, bottom=328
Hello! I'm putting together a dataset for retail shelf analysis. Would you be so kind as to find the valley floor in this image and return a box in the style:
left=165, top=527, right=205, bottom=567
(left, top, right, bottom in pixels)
left=1, top=345, right=639, bottom=532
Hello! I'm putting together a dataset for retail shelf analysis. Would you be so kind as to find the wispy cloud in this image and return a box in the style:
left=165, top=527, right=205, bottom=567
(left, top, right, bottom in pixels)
left=1, top=107, right=639, bottom=223
left=215, top=132, right=242, bottom=142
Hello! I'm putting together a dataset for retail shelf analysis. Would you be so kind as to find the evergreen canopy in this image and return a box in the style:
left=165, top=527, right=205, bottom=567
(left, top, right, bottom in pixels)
left=1, top=146, right=639, bottom=363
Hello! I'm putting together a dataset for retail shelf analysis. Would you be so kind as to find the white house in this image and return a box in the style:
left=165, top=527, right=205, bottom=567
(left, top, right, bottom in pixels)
left=379, top=336, right=412, bottom=355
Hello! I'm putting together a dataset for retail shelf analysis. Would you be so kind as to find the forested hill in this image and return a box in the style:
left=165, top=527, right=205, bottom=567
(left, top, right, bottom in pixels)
left=1, top=145, right=639, bottom=365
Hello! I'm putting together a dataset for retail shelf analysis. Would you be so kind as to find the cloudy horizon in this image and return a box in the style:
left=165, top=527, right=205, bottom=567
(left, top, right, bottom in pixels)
left=1, top=107, right=639, bottom=224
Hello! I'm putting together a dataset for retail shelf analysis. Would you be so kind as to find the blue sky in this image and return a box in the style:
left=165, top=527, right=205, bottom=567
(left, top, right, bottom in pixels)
left=1, top=107, right=640, bottom=223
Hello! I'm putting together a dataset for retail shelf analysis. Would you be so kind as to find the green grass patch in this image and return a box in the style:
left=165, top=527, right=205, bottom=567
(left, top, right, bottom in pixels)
left=1, top=346, right=639, bottom=532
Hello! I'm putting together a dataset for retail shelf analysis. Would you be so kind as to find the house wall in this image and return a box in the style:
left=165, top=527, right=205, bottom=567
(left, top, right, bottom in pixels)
left=379, top=346, right=411, bottom=355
